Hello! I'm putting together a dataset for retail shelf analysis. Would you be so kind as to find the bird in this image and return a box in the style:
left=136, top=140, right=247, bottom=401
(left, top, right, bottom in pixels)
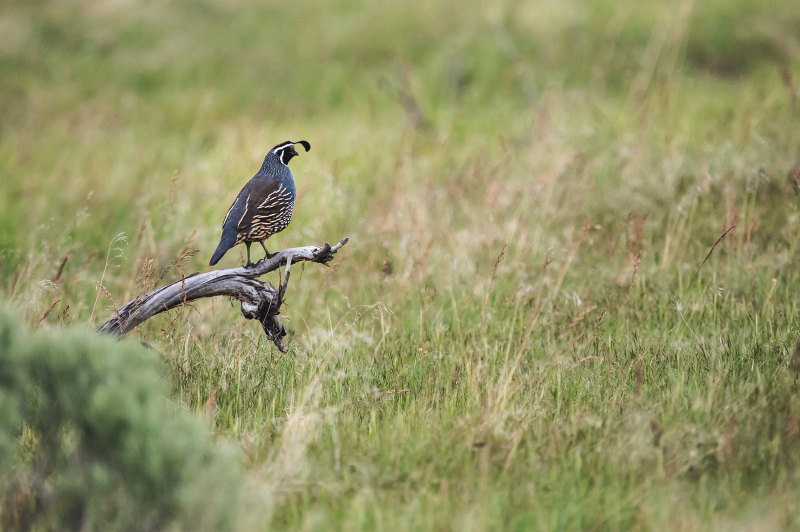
left=209, top=140, right=310, bottom=267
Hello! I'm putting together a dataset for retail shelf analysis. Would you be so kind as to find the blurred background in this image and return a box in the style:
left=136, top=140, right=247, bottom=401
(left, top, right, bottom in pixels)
left=1, top=0, right=799, bottom=321
left=2, top=0, right=800, bottom=529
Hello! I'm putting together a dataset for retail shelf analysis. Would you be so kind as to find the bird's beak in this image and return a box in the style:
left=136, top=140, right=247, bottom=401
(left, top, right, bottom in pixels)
left=290, top=148, right=299, bottom=157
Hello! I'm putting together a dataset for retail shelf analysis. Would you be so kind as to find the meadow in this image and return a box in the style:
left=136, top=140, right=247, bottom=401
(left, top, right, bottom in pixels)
left=2, top=0, right=800, bottom=529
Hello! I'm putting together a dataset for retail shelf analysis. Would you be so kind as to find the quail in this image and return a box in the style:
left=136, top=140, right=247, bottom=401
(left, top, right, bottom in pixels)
left=209, top=140, right=310, bottom=267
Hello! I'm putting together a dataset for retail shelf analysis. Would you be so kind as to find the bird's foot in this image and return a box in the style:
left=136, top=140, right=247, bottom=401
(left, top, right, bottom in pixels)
left=259, top=246, right=275, bottom=261
left=244, top=261, right=256, bottom=268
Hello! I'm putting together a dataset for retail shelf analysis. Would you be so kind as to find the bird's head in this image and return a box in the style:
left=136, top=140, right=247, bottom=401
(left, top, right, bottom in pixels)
left=272, top=140, right=311, bottom=166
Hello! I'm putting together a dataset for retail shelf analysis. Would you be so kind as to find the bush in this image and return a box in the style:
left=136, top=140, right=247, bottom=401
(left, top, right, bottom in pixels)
left=0, top=309, right=246, bottom=531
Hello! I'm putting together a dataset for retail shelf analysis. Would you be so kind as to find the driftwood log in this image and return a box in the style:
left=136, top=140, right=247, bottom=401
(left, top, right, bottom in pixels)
left=97, top=238, right=348, bottom=352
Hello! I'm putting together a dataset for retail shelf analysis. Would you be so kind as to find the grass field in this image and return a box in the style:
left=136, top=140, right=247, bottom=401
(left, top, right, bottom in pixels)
left=3, top=0, right=800, bottom=529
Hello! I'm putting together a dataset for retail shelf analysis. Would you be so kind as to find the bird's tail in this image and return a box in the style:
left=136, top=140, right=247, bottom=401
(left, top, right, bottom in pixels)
left=209, top=237, right=234, bottom=266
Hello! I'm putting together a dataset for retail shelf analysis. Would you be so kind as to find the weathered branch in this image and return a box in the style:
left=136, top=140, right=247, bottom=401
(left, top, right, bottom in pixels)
left=97, top=238, right=348, bottom=352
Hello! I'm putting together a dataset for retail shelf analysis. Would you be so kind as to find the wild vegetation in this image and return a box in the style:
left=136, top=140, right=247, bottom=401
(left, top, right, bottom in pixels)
left=2, top=0, right=800, bottom=529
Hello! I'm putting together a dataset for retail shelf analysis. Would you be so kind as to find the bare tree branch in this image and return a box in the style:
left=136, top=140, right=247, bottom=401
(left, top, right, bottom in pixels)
left=97, top=238, right=349, bottom=352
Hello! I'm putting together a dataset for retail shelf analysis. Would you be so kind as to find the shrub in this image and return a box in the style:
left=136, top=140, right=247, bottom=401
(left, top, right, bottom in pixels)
left=0, top=309, right=246, bottom=531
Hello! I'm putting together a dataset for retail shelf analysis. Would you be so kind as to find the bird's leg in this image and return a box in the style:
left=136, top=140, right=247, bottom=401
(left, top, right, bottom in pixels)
left=244, top=242, right=254, bottom=268
left=259, top=241, right=274, bottom=261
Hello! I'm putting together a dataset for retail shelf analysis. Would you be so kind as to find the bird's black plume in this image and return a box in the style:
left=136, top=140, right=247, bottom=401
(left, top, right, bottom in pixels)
left=292, top=140, right=311, bottom=152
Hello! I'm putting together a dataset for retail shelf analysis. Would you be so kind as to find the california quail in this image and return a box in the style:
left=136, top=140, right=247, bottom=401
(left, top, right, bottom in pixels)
left=209, top=140, right=310, bottom=267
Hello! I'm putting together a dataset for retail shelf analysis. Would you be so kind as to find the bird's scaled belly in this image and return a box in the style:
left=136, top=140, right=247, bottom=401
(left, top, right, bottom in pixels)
left=236, top=220, right=291, bottom=244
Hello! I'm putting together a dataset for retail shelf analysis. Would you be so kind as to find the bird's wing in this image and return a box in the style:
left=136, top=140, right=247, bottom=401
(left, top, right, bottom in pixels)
left=250, top=181, right=294, bottom=224
left=222, top=196, right=240, bottom=229
left=220, top=186, right=251, bottom=233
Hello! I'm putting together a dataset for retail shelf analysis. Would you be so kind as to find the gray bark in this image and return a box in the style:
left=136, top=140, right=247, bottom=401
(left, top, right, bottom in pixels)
left=97, top=238, right=348, bottom=352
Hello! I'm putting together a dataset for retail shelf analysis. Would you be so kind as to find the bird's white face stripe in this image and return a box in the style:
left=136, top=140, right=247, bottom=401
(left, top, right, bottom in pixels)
left=272, top=143, right=298, bottom=166
left=272, top=143, right=295, bottom=154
